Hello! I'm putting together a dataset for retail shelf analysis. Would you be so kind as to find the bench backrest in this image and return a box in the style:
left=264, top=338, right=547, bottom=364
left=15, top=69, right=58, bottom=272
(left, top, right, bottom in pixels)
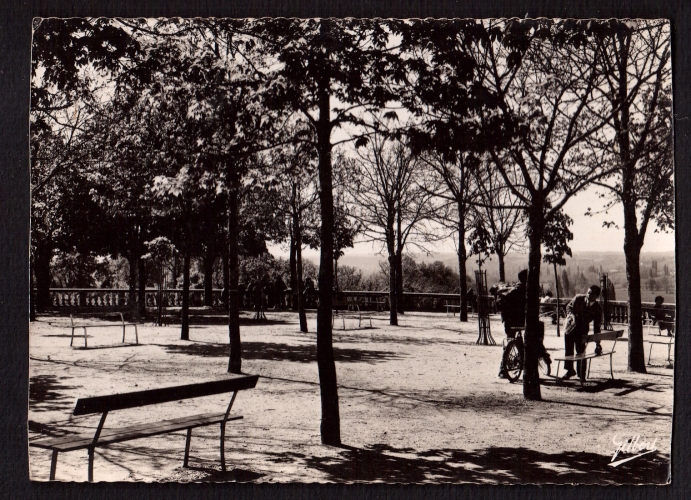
left=70, top=313, right=126, bottom=326
left=73, top=375, right=259, bottom=416
left=585, top=330, right=625, bottom=343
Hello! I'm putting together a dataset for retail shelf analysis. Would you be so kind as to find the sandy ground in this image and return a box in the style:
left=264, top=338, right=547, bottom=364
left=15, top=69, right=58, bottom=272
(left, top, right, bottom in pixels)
left=28, top=309, right=673, bottom=484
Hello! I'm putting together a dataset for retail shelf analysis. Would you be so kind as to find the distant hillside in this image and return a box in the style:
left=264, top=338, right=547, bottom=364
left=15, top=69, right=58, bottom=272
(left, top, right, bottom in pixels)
left=295, top=249, right=675, bottom=302
left=333, top=249, right=675, bottom=284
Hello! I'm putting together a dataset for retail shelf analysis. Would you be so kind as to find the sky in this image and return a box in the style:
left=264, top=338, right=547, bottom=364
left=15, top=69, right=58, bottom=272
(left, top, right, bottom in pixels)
left=268, top=184, right=676, bottom=261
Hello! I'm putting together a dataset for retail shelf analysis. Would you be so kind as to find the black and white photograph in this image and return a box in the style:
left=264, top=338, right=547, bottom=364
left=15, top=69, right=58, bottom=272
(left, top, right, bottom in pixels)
left=27, top=17, right=675, bottom=484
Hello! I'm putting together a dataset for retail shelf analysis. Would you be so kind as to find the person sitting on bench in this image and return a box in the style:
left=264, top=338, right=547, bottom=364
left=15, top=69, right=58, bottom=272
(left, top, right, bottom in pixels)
left=562, top=285, right=602, bottom=381
left=652, top=295, right=674, bottom=336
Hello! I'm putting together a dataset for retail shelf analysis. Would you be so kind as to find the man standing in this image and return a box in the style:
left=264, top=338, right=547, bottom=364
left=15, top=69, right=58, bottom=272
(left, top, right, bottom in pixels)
left=562, top=285, right=602, bottom=381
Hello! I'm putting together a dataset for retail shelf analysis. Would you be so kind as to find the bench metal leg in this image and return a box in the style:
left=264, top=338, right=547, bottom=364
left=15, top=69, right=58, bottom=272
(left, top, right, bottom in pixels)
left=648, top=343, right=653, bottom=365
left=122, top=325, right=126, bottom=343
left=610, top=354, right=614, bottom=379
left=87, top=447, right=94, bottom=482
left=587, top=359, right=591, bottom=379
left=49, top=450, right=58, bottom=480
left=83, top=327, right=88, bottom=348
left=667, top=343, right=672, bottom=362
left=220, top=422, right=226, bottom=472
left=70, top=328, right=75, bottom=347
left=183, top=428, right=192, bottom=467
left=134, top=325, right=139, bottom=344
left=555, top=360, right=561, bottom=378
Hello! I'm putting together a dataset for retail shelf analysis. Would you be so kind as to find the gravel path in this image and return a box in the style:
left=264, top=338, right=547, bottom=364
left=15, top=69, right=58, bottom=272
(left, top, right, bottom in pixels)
left=28, top=310, right=673, bottom=484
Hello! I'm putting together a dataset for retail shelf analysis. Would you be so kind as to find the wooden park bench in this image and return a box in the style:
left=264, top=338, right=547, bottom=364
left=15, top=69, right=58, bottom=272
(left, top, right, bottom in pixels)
left=70, top=313, right=138, bottom=348
left=553, top=330, right=625, bottom=384
left=646, top=321, right=675, bottom=364
left=29, top=375, right=259, bottom=482
left=332, top=300, right=372, bottom=330
left=444, top=300, right=462, bottom=317
left=364, top=298, right=387, bottom=312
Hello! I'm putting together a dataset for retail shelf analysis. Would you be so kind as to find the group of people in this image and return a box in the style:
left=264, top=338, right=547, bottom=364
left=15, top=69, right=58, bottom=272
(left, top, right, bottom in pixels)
left=494, top=270, right=603, bottom=382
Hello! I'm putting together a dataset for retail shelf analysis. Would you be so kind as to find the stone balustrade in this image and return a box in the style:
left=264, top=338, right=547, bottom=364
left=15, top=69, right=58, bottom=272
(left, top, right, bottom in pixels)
left=41, top=288, right=675, bottom=325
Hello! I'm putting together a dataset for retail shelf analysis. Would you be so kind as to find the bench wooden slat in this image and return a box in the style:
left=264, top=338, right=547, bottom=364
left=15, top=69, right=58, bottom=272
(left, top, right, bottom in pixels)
left=31, top=412, right=243, bottom=452
left=554, top=352, right=615, bottom=362
left=73, top=375, right=259, bottom=416
left=585, top=330, right=625, bottom=343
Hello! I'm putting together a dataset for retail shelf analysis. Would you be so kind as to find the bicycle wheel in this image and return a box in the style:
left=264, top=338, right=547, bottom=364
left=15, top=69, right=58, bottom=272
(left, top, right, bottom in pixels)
left=502, top=339, right=523, bottom=382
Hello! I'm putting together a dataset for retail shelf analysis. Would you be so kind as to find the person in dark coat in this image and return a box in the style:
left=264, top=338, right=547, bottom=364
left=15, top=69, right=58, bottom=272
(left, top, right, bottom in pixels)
left=467, top=288, right=477, bottom=314
left=495, top=270, right=527, bottom=378
left=498, top=270, right=528, bottom=338
left=562, top=285, right=602, bottom=381
left=652, top=295, right=674, bottom=336
left=303, top=277, right=316, bottom=308
left=274, top=274, right=286, bottom=310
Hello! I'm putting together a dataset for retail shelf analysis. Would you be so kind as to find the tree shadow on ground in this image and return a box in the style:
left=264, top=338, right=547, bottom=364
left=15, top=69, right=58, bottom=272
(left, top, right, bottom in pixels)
left=72, top=343, right=141, bottom=350
left=263, top=443, right=669, bottom=484
left=162, top=341, right=402, bottom=364
left=541, top=377, right=670, bottom=396
left=356, top=332, right=478, bottom=347
left=182, top=465, right=266, bottom=482
left=29, top=374, right=80, bottom=412
left=160, top=315, right=289, bottom=326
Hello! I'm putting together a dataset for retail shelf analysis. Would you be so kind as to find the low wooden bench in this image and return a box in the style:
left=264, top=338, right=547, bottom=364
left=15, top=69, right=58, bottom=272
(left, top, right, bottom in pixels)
left=553, top=330, right=625, bottom=384
left=29, top=375, right=259, bottom=481
left=70, top=313, right=138, bottom=348
left=444, top=300, right=462, bottom=316
left=332, top=300, right=372, bottom=330
left=365, top=299, right=387, bottom=312
left=646, top=337, right=674, bottom=364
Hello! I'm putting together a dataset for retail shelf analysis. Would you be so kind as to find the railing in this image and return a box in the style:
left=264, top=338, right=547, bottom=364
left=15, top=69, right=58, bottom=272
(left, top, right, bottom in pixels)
left=40, top=288, right=675, bottom=324
left=46, top=288, right=224, bottom=309
left=537, top=298, right=676, bottom=325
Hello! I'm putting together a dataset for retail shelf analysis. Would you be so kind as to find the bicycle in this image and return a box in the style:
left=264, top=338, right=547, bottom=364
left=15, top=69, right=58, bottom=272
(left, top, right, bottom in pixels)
left=501, top=329, right=552, bottom=383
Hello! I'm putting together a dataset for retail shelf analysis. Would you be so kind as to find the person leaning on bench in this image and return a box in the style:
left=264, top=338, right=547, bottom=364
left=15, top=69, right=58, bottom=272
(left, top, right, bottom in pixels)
left=561, top=285, right=602, bottom=382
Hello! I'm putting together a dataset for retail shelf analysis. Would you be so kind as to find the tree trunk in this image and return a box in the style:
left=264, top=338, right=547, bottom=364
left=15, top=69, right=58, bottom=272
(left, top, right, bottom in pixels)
left=457, top=209, right=468, bottom=322
left=387, top=254, right=398, bottom=325
left=222, top=248, right=230, bottom=302
left=34, top=242, right=52, bottom=313
left=203, top=251, right=215, bottom=307
left=553, top=261, right=560, bottom=337
left=498, top=253, right=506, bottom=283
left=395, top=249, right=404, bottom=315
left=523, top=208, right=545, bottom=401
left=138, top=253, right=147, bottom=317
left=294, top=207, right=308, bottom=333
left=180, top=247, right=190, bottom=341
left=615, top=32, right=647, bottom=374
left=315, top=74, right=340, bottom=445
left=156, top=262, right=164, bottom=327
left=623, top=210, right=647, bottom=373
left=289, top=220, right=298, bottom=311
left=227, top=177, right=242, bottom=373
left=129, top=224, right=140, bottom=319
